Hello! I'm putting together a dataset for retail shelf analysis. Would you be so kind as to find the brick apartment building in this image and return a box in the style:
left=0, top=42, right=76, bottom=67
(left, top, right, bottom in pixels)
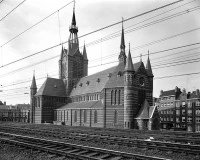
left=159, top=86, right=200, bottom=132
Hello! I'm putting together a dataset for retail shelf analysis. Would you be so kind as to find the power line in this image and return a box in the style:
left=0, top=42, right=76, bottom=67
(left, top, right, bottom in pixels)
left=0, top=0, right=184, bottom=69
left=0, top=0, right=27, bottom=22
left=155, top=71, right=200, bottom=79
left=0, top=0, right=74, bottom=47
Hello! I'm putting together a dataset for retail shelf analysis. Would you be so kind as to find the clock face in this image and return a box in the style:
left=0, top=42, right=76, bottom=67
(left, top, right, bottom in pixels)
left=139, top=77, right=144, bottom=86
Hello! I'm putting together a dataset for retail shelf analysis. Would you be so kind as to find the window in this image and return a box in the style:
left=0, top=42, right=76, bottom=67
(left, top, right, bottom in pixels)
left=84, top=110, right=87, bottom=123
left=188, top=101, right=192, bottom=108
left=187, top=125, right=192, bottom=132
left=182, top=101, right=186, bottom=107
left=111, top=90, right=113, bottom=105
left=176, top=117, right=180, bottom=122
left=171, top=117, right=173, bottom=121
left=196, top=117, right=200, bottom=123
left=115, top=90, right=117, bottom=104
left=171, top=102, right=173, bottom=106
left=66, top=111, right=68, bottom=121
left=74, top=111, right=77, bottom=122
left=114, top=110, right=118, bottom=124
left=176, top=110, right=180, bottom=115
left=188, top=109, right=192, bottom=115
left=94, top=110, right=97, bottom=123
left=182, top=109, right=185, bottom=115
left=196, top=100, right=200, bottom=106
left=118, top=90, right=121, bottom=105
left=196, top=109, right=200, bottom=115
left=196, top=125, right=200, bottom=132
left=176, top=102, right=180, bottom=108
left=182, top=117, right=185, bottom=122
left=187, top=117, right=192, bottom=122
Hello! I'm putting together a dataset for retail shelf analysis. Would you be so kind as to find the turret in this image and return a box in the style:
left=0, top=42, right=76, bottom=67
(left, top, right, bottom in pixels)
left=118, top=19, right=127, bottom=64
left=124, top=43, right=135, bottom=129
left=30, top=72, right=37, bottom=123
left=59, top=45, right=64, bottom=79
left=83, top=42, right=88, bottom=76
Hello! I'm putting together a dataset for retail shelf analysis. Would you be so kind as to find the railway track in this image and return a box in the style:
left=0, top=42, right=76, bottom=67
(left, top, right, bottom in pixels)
left=1, top=124, right=200, bottom=145
left=0, top=132, right=169, bottom=160
left=0, top=126, right=200, bottom=155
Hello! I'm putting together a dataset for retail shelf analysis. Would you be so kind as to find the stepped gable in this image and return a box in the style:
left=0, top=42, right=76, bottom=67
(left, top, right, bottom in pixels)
left=35, top=77, right=66, bottom=97
left=69, top=66, right=117, bottom=96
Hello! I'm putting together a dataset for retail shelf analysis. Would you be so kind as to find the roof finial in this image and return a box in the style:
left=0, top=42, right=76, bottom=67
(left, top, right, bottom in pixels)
left=148, top=50, right=150, bottom=56
left=122, top=17, right=124, bottom=28
left=33, top=70, right=35, bottom=76
left=47, top=73, right=48, bottom=78
left=129, top=42, right=130, bottom=53
left=140, top=54, right=142, bottom=62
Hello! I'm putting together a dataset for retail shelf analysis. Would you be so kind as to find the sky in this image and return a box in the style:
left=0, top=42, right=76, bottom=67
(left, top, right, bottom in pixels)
left=0, top=0, right=200, bottom=105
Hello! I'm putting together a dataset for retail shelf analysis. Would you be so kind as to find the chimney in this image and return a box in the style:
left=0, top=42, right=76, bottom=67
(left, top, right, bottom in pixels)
left=196, top=89, right=200, bottom=95
left=160, top=90, right=163, bottom=97
left=4, top=101, right=6, bottom=105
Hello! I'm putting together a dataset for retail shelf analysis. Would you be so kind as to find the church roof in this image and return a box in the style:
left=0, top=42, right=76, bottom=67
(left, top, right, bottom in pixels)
left=70, top=61, right=144, bottom=96
left=35, top=77, right=66, bottom=97
left=57, top=100, right=103, bottom=110
left=125, top=47, right=134, bottom=71
left=70, top=66, right=116, bottom=96
left=30, top=74, right=37, bottom=89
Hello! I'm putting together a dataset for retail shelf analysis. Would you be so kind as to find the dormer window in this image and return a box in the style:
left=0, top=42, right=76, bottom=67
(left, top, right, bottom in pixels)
left=54, top=84, right=57, bottom=88
left=86, top=81, right=90, bottom=85
left=117, top=71, right=122, bottom=77
left=96, top=78, right=100, bottom=83
left=108, top=73, right=112, bottom=78
left=79, top=83, right=83, bottom=87
left=73, top=85, right=76, bottom=89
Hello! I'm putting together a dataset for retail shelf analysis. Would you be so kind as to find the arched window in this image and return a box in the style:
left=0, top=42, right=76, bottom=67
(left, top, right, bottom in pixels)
left=111, top=90, right=113, bottom=105
left=74, top=111, right=77, bottom=122
left=84, top=110, right=87, bottom=123
left=115, top=90, right=117, bottom=104
left=118, top=90, right=121, bottom=105
left=94, top=110, right=98, bottom=123
left=114, top=110, right=118, bottom=124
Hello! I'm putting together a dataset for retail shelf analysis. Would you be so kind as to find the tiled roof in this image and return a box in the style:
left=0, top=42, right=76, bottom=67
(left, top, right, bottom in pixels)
left=16, top=104, right=31, bottom=110
left=161, top=89, right=175, bottom=97
left=135, top=99, right=150, bottom=119
left=35, top=78, right=66, bottom=97
left=70, top=66, right=117, bottom=96
left=57, top=100, right=103, bottom=110
left=0, top=105, right=16, bottom=110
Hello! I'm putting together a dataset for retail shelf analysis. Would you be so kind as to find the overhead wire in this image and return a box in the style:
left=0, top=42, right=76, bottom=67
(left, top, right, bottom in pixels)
left=0, top=0, right=184, bottom=69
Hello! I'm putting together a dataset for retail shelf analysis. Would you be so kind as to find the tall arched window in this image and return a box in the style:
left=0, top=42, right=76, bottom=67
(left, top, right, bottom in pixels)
left=114, top=110, right=118, bottom=124
left=74, top=111, right=77, bottom=122
left=118, top=90, right=121, bottom=105
left=94, top=110, right=98, bottom=123
left=115, top=90, right=117, bottom=104
left=111, top=90, right=113, bottom=105
left=84, top=110, right=87, bottom=123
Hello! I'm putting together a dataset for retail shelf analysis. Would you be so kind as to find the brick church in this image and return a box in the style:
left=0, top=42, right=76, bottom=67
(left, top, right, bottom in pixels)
left=30, top=9, right=160, bottom=130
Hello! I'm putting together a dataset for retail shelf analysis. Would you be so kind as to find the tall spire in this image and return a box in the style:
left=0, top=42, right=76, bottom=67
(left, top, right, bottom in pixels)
left=120, top=18, right=125, bottom=50
left=72, top=3, right=76, bottom=26
left=118, top=18, right=126, bottom=64
left=31, top=71, right=37, bottom=89
left=125, top=43, right=134, bottom=71
left=146, top=50, right=153, bottom=76
left=83, top=41, right=88, bottom=60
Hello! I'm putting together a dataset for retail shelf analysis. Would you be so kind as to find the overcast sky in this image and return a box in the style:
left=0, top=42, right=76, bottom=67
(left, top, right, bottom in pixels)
left=0, top=0, right=200, bottom=105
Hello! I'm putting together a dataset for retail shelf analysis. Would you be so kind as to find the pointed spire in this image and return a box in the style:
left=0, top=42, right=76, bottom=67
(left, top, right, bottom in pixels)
left=140, top=54, right=142, bottom=62
left=31, top=71, right=37, bottom=89
left=83, top=41, right=88, bottom=60
left=146, top=50, right=153, bottom=76
left=72, top=4, right=76, bottom=25
left=125, top=43, right=134, bottom=71
left=59, top=45, right=64, bottom=60
left=120, top=17, right=125, bottom=50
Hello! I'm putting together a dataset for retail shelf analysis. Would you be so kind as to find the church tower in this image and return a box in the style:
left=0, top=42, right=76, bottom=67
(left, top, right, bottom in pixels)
left=118, top=19, right=127, bottom=64
left=124, top=43, right=135, bottom=129
left=58, top=7, right=88, bottom=95
left=30, top=72, right=37, bottom=123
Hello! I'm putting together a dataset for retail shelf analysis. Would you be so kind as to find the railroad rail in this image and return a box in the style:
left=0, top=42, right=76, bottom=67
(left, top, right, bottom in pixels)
left=1, top=124, right=200, bottom=145
left=0, top=126, right=200, bottom=155
left=0, top=132, right=169, bottom=160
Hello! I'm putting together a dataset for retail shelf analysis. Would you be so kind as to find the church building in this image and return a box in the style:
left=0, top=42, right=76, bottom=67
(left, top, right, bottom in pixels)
left=30, top=9, right=160, bottom=130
